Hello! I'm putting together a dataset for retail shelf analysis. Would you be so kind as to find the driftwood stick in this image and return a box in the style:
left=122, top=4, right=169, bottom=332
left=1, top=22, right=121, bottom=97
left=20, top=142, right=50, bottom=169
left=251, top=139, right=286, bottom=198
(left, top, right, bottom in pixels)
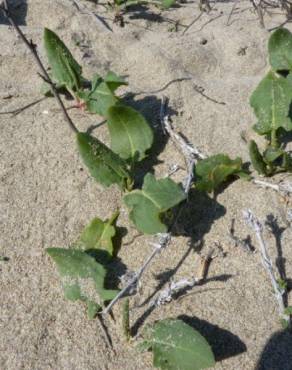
left=243, top=209, right=290, bottom=323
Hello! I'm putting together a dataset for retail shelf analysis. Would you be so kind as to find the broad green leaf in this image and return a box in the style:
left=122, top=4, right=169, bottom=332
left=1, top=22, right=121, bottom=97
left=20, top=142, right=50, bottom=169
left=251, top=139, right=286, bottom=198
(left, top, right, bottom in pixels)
left=63, top=283, right=104, bottom=320
left=268, top=28, right=292, bottom=71
left=77, top=211, right=119, bottom=257
left=86, top=81, right=119, bottom=117
left=161, top=0, right=176, bottom=9
left=80, top=72, right=127, bottom=117
left=195, top=154, right=247, bottom=192
left=139, top=319, right=215, bottom=370
left=104, top=71, right=128, bottom=92
left=44, top=28, right=82, bottom=91
left=263, top=146, right=284, bottom=163
left=87, top=301, right=101, bottom=320
left=123, top=173, right=186, bottom=234
left=46, top=248, right=118, bottom=303
left=249, top=140, right=268, bottom=175
left=77, top=132, right=131, bottom=190
left=107, top=105, right=153, bottom=161
left=79, top=72, right=127, bottom=117
left=250, top=71, right=292, bottom=135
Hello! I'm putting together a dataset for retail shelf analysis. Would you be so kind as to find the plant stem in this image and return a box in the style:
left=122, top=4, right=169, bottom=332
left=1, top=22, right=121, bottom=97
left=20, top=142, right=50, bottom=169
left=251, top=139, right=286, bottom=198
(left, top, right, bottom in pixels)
left=122, top=298, right=131, bottom=341
left=271, top=129, right=278, bottom=149
left=1, top=1, right=79, bottom=134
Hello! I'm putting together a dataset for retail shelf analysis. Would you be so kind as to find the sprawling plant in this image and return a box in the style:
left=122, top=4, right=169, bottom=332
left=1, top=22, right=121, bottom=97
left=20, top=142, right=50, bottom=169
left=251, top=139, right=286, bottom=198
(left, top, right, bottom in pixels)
left=194, top=154, right=249, bottom=193
left=40, top=29, right=216, bottom=369
left=249, top=28, right=292, bottom=176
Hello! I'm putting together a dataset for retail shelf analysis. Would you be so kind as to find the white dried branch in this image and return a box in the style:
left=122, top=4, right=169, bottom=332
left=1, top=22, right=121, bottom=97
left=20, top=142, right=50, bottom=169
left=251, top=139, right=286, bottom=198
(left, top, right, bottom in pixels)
left=160, top=96, right=207, bottom=162
left=243, top=209, right=290, bottom=323
left=102, top=234, right=171, bottom=315
left=150, top=277, right=198, bottom=307
left=150, top=247, right=217, bottom=307
left=253, top=179, right=292, bottom=196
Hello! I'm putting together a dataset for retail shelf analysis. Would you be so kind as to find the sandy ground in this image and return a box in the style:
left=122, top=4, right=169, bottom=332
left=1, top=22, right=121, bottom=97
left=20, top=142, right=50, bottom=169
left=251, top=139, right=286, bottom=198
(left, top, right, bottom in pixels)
left=1, top=0, right=292, bottom=369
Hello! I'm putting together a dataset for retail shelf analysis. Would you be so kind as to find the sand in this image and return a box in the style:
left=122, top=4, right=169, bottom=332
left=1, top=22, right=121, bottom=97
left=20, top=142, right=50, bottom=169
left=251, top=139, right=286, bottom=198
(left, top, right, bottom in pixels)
left=1, top=0, right=292, bottom=369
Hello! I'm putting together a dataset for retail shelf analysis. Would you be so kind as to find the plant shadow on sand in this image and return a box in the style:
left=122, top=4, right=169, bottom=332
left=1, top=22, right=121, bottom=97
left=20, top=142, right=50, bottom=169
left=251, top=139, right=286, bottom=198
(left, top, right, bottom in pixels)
left=123, top=93, right=177, bottom=187
left=119, top=3, right=181, bottom=26
left=0, top=0, right=27, bottom=25
left=255, top=329, right=292, bottom=370
left=130, top=189, right=230, bottom=333
left=179, top=315, right=247, bottom=362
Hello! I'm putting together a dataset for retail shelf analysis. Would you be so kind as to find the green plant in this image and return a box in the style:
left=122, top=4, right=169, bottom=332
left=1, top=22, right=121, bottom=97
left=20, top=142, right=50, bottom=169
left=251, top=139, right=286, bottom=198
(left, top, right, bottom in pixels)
left=124, top=173, right=186, bottom=234
left=249, top=28, right=292, bottom=176
left=111, top=0, right=176, bottom=12
left=40, top=28, right=216, bottom=368
left=46, top=213, right=119, bottom=319
left=194, top=154, right=249, bottom=193
left=138, top=319, right=215, bottom=370
left=1, top=7, right=244, bottom=364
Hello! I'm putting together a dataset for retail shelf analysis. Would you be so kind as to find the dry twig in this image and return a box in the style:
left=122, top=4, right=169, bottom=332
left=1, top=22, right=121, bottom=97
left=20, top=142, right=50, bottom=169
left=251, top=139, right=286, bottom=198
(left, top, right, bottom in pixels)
left=243, top=209, right=290, bottom=323
left=0, top=97, right=47, bottom=116
left=253, top=179, right=292, bottom=196
left=149, top=247, right=219, bottom=307
left=71, top=0, right=113, bottom=32
left=250, top=0, right=265, bottom=28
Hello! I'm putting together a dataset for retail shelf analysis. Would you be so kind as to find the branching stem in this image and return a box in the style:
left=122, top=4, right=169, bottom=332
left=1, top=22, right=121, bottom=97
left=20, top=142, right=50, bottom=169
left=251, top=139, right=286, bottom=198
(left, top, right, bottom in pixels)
left=1, top=1, right=79, bottom=134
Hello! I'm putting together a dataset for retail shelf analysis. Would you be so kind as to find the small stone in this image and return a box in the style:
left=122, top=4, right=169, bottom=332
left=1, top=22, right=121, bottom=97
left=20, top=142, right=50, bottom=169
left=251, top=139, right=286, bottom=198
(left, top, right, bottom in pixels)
left=199, top=38, right=208, bottom=45
left=237, top=47, right=248, bottom=56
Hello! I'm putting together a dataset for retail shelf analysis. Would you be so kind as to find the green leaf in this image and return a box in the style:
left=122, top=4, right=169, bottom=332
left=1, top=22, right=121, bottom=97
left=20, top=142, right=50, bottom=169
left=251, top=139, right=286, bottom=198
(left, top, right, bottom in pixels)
left=44, top=28, right=82, bottom=91
left=284, top=306, right=292, bottom=315
left=139, top=319, right=215, bottom=370
left=194, top=154, right=247, bottom=192
left=161, top=0, right=176, bottom=9
left=280, top=318, right=289, bottom=329
left=250, top=71, right=292, bottom=135
left=80, top=72, right=127, bottom=117
left=277, top=278, right=288, bottom=291
left=263, top=146, right=284, bottom=163
left=77, top=212, right=119, bottom=257
left=47, top=248, right=118, bottom=303
left=79, top=72, right=127, bottom=117
left=123, top=173, right=186, bottom=234
left=87, top=300, right=101, bottom=320
left=77, top=132, right=131, bottom=190
left=268, top=28, right=292, bottom=71
left=86, top=81, right=119, bottom=117
left=249, top=140, right=268, bottom=175
left=107, top=105, right=153, bottom=161
left=40, top=79, right=67, bottom=97
left=104, top=71, right=128, bottom=92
